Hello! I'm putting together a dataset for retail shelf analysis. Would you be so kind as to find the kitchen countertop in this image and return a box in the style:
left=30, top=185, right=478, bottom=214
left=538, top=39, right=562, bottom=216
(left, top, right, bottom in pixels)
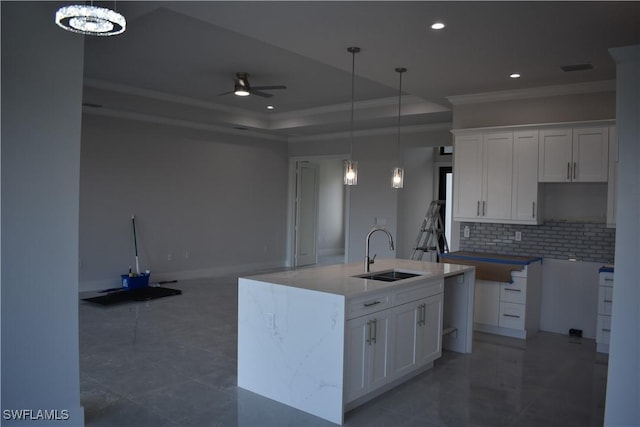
left=439, top=251, right=543, bottom=265
left=241, top=259, right=474, bottom=299
left=439, top=251, right=542, bottom=282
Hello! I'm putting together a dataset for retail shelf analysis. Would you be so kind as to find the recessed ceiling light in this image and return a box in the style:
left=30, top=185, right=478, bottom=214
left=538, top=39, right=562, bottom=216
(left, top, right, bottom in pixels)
left=431, top=22, right=445, bottom=30
left=267, top=105, right=275, bottom=110
left=510, top=73, right=521, bottom=79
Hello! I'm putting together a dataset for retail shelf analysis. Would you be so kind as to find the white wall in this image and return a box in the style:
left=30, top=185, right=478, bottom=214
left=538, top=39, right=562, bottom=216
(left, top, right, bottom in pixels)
left=79, top=114, right=289, bottom=291
left=605, top=44, right=640, bottom=427
left=453, top=91, right=616, bottom=129
left=1, top=2, right=85, bottom=424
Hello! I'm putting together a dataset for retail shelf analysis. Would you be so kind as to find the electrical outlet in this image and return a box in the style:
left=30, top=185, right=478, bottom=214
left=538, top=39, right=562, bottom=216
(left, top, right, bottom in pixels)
left=184, top=251, right=190, bottom=259
left=515, top=231, right=522, bottom=241
left=464, top=226, right=470, bottom=238
left=167, top=253, right=173, bottom=261
left=266, top=313, right=275, bottom=329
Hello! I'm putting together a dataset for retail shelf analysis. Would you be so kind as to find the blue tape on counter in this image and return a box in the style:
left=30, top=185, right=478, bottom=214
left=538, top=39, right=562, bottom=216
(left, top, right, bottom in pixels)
left=599, top=266, right=614, bottom=273
left=440, top=253, right=543, bottom=266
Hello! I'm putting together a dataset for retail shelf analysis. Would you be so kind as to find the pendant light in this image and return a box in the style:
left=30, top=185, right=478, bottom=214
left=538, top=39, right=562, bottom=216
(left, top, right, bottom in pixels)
left=55, top=3, right=126, bottom=36
left=344, top=47, right=360, bottom=186
left=392, top=67, right=406, bottom=189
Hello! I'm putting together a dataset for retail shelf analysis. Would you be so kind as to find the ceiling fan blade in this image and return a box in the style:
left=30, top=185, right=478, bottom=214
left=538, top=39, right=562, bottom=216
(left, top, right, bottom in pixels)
left=249, top=90, right=274, bottom=98
left=217, top=90, right=234, bottom=96
left=250, top=85, right=287, bottom=91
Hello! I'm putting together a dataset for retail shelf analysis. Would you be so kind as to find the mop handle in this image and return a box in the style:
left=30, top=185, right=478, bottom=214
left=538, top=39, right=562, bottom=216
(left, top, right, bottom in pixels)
left=132, top=215, right=140, bottom=274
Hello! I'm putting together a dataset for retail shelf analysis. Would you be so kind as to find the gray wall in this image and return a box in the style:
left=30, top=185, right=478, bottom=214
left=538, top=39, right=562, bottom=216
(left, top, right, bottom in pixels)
left=453, top=91, right=616, bottom=129
left=80, top=114, right=289, bottom=291
left=1, top=2, right=85, bottom=424
left=605, top=44, right=640, bottom=427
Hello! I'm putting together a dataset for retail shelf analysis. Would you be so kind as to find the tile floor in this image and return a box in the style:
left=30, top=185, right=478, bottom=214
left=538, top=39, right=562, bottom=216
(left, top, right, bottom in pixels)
left=80, top=274, right=608, bottom=427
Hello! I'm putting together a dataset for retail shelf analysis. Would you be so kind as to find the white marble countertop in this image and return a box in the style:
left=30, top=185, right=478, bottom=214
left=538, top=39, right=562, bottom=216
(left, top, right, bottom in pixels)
left=241, top=259, right=474, bottom=299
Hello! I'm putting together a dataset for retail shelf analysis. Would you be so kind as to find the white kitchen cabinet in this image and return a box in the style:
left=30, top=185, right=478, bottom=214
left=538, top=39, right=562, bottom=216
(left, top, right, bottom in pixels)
left=473, top=261, right=542, bottom=339
left=596, top=269, right=614, bottom=353
left=391, top=293, right=443, bottom=380
left=538, top=127, right=609, bottom=182
left=345, top=309, right=392, bottom=402
left=454, top=132, right=513, bottom=221
left=607, top=126, right=617, bottom=228
left=512, top=130, right=543, bottom=224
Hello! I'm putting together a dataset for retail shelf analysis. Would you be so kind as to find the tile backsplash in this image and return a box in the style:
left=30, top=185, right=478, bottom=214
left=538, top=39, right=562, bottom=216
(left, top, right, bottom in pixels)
left=459, top=221, right=615, bottom=264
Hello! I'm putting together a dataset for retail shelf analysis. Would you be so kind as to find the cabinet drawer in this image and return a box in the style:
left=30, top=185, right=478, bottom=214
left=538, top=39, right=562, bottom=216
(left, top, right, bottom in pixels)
left=500, top=277, right=527, bottom=304
left=598, top=286, right=614, bottom=315
left=498, top=302, right=525, bottom=330
left=599, top=272, right=614, bottom=287
left=392, top=278, right=443, bottom=306
left=510, top=266, right=528, bottom=279
left=596, top=315, right=611, bottom=344
left=347, top=290, right=392, bottom=320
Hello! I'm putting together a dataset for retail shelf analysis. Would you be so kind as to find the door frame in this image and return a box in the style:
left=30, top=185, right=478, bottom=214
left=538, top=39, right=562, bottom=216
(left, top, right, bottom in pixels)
left=287, top=154, right=351, bottom=267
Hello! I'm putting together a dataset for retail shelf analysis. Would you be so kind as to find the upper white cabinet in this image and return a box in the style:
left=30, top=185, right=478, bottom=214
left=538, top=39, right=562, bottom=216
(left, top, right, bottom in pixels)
left=538, top=127, right=609, bottom=182
left=453, top=121, right=612, bottom=225
left=512, top=131, right=543, bottom=223
left=607, top=125, right=617, bottom=228
left=453, top=132, right=513, bottom=222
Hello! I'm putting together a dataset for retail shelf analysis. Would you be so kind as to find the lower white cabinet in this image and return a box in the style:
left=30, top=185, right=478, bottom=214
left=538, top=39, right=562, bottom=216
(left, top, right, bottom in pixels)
left=345, top=278, right=444, bottom=405
left=596, top=269, right=614, bottom=353
left=473, top=261, right=542, bottom=339
left=390, top=294, right=443, bottom=379
left=345, top=309, right=392, bottom=402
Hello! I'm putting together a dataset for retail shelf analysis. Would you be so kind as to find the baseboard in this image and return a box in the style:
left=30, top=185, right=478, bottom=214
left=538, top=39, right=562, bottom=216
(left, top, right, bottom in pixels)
left=79, top=260, right=286, bottom=293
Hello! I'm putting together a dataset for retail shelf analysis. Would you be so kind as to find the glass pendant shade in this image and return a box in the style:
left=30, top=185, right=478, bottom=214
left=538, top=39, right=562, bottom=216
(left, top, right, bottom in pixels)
left=344, top=160, right=358, bottom=186
left=392, top=167, right=404, bottom=189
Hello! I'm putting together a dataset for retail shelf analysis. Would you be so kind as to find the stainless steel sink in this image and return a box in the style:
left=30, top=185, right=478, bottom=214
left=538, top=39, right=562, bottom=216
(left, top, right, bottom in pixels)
left=354, top=270, right=423, bottom=282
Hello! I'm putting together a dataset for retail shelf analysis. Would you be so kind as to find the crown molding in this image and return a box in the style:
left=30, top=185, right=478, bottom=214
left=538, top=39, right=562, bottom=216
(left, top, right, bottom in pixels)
left=84, top=78, right=266, bottom=121
left=446, top=80, right=616, bottom=106
left=83, top=106, right=287, bottom=142
left=288, top=122, right=452, bottom=144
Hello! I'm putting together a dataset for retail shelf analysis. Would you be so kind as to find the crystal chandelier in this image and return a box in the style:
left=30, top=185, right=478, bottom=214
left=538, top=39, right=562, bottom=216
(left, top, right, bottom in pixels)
left=55, top=4, right=126, bottom=36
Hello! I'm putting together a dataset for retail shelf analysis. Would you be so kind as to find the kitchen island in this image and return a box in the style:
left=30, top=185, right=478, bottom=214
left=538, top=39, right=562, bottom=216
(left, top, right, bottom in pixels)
left=237, top=259, right=475, bottom=424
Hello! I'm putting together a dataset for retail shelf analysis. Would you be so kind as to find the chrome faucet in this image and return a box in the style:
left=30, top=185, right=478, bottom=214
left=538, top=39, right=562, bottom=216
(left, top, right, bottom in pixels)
left=365, top=227, right=395, bottom=272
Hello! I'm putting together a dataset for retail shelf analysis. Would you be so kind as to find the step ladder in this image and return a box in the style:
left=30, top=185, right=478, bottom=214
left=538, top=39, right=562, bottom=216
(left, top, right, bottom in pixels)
left=410, top=200, right=449, bottom=261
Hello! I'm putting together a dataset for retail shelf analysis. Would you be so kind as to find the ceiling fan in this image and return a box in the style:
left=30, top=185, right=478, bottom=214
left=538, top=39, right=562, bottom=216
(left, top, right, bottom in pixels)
left=219, top=72, right=287, bottom=98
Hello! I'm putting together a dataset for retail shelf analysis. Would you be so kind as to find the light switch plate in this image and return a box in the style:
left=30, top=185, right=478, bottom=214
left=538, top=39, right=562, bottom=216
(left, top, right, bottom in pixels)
left=515, top=231, right=522, bottom=241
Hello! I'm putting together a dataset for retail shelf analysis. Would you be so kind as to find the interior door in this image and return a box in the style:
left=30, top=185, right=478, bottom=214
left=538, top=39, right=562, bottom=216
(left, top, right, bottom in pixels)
left=294, top=161, right=319, bottom=267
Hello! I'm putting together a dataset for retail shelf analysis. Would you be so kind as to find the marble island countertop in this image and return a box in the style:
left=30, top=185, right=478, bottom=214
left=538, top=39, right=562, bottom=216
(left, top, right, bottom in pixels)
left=242, top=259, right=474, bottom=299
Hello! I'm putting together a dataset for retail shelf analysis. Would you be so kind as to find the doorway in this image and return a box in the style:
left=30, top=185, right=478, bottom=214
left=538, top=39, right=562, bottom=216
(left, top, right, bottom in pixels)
left=437, top=165, right=453, bottom=253
left=290, top=156, right=347, bottom=267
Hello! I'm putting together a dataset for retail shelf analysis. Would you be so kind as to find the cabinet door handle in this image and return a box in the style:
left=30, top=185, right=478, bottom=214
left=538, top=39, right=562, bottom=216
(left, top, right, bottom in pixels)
left=421, top=303, right=426, bottom=325
left=604, top=278, right=613, bottom=283
left=532, top=201, right=536, bottom=218
left=504, top=288, right=521, bottom=292
left=567, top=162, right=571, bottom=180
left=371, top=318, right=377, bottom=344
left=604, top=299, right=613, bottom=303
left=477, top=200, right=480, bottom=216
left=364, top=301, right=381, bottom=307
left=573, top=162, right=577, bottom=179
left=417, top=305, right=423, bottom=326
left=366, top=320, right=371, bottom=345
left=482, top=201, right=486, bottom=216
left=503, top=314, right=521, bottom=318
left=602, top=328, right=611, bottom=332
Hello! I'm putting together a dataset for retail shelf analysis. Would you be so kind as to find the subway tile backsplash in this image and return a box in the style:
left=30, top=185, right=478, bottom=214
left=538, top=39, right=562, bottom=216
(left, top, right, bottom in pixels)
left=459, top=221, right=615, bottom=264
